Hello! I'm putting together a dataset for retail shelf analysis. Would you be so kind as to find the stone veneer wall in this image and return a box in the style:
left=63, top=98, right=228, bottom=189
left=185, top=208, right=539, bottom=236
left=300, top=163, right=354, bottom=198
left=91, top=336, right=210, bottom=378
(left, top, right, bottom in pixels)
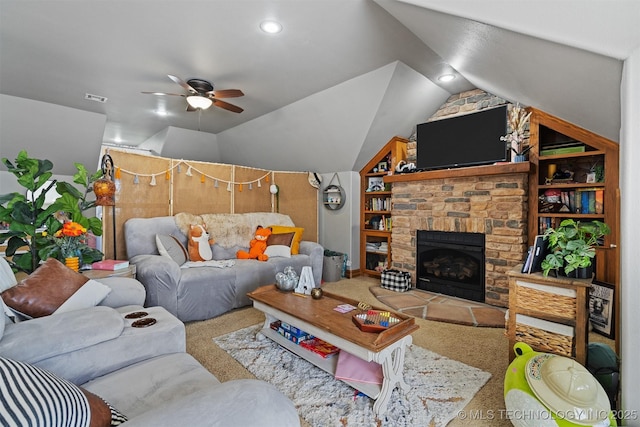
left=391, top=89, right=527, bottom=307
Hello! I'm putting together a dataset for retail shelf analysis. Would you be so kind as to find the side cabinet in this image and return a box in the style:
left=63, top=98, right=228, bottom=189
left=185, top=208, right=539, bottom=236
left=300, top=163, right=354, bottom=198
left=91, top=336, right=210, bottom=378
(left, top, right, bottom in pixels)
left=506, top=267, right=590, bottom=365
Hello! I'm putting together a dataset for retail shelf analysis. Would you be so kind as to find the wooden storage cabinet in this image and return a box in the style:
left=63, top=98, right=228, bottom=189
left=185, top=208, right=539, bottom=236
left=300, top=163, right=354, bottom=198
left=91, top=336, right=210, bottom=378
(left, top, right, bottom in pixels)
left=507, top=267, right=591, bottom=365
left=359, top=136, right=408, bottom=277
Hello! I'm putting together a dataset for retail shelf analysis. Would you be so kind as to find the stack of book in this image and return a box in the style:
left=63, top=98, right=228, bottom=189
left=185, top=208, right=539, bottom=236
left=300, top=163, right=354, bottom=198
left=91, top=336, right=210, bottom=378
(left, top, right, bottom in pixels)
left=521, top=235, right=548, bottom=274
left=91, top=259, right=130, bottom=271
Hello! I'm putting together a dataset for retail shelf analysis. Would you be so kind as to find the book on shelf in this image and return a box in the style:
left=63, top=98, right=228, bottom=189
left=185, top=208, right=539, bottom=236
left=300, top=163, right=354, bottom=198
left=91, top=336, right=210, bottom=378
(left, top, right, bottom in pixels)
left=528, top=235, right=548, bottom=274
left=300, top=337, right=340, bottom=358
left=521, top=246, right=534, bottom=273
left=540, top=145, right=585, bottom=156
left=91, top=259, right=130, bottom=271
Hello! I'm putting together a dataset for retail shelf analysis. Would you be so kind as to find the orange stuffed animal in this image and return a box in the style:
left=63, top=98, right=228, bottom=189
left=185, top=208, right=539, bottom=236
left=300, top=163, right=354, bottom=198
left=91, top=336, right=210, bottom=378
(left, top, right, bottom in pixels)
left=188, top=223, right=214, bottom=262
left=236, top=226, right=272, bottom=261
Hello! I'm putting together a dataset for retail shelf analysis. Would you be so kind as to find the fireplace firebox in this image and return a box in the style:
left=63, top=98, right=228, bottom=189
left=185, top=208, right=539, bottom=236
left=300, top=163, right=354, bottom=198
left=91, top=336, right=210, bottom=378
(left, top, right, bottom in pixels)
left=416, top=230, right=485, bottom=302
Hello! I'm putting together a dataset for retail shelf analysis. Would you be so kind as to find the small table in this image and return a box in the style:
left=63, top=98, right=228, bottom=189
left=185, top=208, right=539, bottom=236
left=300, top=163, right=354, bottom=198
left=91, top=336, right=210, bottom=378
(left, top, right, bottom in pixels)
left=507, top=266, right=591, bottom=364
left=247, top=285, right=419, bottom=417
left=81, top=264, right=136, bottom=280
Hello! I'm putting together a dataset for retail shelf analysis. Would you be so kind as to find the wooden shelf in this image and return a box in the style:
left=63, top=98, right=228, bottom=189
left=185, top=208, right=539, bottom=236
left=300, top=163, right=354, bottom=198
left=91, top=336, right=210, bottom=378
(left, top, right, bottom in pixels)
left=385, top=161, right=530, bottom=183
left=526, top=107, right=620, bottom=353
left=360, top=136, right=408, bottom=277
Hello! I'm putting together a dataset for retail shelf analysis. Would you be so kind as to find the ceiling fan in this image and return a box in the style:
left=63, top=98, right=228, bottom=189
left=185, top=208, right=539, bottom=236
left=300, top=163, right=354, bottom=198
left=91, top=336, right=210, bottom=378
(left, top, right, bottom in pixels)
left=143, top=74, right=244, bottom=113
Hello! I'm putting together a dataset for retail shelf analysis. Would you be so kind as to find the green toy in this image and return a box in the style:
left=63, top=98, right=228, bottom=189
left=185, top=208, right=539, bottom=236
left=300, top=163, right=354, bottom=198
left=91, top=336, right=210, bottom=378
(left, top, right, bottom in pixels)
left=504, top=342, right=614, bottom=427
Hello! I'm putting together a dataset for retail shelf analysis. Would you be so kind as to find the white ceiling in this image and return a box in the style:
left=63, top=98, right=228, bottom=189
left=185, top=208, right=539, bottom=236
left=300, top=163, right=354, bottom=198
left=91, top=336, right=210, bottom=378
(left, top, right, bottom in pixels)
left=1, top=0, right=638, bottom=175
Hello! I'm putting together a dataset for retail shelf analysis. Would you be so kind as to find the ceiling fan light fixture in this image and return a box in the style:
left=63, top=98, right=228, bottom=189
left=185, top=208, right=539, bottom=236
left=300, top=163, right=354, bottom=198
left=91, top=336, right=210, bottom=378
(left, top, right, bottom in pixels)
left=186, top=95, right=213, bottom=110
left=260, top=20, right=282, bottom=34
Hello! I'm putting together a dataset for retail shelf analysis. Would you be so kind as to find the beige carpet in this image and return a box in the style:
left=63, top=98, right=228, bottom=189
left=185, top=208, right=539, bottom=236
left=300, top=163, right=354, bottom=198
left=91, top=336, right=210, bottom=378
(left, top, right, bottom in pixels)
left=369, top=286, right=507, bottom=328
left=185, top=276, right=512, bottom=427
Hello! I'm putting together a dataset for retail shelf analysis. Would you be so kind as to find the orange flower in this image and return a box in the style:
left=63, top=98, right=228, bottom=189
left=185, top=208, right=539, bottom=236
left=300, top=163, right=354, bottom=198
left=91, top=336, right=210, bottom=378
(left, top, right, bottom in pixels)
left=56, top=221, right=87, bottom=238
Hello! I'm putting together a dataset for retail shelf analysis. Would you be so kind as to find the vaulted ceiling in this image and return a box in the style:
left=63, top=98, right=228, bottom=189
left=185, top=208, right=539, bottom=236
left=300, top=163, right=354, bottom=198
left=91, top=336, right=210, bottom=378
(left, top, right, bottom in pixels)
left=1, top=0, right=638, bottom=175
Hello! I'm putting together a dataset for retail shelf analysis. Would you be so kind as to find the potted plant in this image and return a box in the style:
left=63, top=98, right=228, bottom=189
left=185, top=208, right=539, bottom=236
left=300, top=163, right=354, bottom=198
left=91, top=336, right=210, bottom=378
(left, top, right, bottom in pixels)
left=540, top=219, right=610, bottom=278
left=0, top=150, right=104, bottom=274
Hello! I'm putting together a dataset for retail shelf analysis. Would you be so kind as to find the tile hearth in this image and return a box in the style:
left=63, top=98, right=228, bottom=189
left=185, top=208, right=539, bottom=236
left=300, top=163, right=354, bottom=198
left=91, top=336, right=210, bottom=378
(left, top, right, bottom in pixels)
left=369, top=286, right=507, bottom=328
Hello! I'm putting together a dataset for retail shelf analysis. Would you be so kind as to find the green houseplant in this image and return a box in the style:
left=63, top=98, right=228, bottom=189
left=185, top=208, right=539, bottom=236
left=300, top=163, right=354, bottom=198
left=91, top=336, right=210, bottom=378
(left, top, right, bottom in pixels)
left=0, top=150, right=104, bottom=274
left=540, top=219, right=610, bottom=278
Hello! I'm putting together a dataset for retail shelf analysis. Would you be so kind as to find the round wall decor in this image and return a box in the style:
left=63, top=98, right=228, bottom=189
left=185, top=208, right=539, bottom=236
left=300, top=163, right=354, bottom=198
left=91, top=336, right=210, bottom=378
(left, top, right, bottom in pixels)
left=323, top=173, right=345, bottom=210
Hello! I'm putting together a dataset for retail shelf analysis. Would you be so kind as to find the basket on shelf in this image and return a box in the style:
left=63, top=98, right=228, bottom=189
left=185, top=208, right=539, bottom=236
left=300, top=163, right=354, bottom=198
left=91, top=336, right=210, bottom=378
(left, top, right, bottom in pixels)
left=515, top=284, right=576, bottom=320
left=515, top=323, right=574, bottom=358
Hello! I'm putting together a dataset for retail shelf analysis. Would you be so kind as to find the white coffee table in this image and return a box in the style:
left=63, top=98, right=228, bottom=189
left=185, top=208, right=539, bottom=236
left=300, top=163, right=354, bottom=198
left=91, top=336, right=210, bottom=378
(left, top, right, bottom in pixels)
left=248, top=285, right=418, bottom=417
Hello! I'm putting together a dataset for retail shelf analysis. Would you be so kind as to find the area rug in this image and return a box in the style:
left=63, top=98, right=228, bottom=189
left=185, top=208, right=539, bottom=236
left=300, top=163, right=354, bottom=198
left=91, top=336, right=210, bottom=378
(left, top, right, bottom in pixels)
left=370, top=286, right=507, bottom=328
left=213, top=324, right=491, bottom=427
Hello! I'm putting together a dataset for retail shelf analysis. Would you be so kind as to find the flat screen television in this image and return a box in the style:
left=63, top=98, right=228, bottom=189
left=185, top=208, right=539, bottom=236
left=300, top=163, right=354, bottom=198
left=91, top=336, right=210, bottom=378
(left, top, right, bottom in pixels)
left=416, top=105, right=508, bottom=171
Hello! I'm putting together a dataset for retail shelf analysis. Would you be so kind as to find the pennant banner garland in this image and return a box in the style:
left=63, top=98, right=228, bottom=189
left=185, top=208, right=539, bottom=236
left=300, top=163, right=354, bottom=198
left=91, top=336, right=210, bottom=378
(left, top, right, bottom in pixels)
left=115, top=159, right=277, bottom=190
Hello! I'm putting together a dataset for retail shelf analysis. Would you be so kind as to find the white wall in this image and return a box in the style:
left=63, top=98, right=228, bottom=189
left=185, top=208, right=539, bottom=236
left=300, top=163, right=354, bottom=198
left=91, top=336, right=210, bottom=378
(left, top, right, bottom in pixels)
left=318, top=171, right=360, bottom=276
left=620, top=46, right=640, bottom=423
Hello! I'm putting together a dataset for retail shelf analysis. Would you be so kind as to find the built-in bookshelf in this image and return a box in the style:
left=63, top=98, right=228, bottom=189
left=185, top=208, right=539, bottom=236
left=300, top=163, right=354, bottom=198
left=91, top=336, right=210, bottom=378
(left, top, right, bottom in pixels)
left=526, top=107, right=620, bottom=351
left=359, top=136, right=407, bottom=277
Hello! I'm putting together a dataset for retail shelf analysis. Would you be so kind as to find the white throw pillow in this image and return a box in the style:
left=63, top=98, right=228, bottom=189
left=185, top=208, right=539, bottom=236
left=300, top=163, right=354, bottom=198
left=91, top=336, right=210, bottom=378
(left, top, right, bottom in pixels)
left=264, top=245, right=292, bottom=258
left=156, top=234, right=188, bottom=265
left=53, top=279, right=112, bottom=315
left=0, top=256, right=17, bottom=292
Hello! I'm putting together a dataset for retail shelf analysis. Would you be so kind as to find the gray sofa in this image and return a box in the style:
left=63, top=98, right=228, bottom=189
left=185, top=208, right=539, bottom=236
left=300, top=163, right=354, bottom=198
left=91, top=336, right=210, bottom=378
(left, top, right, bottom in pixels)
left=124, top=212, right=323, bottom=322
left=0, top=272, right=300, bottom=426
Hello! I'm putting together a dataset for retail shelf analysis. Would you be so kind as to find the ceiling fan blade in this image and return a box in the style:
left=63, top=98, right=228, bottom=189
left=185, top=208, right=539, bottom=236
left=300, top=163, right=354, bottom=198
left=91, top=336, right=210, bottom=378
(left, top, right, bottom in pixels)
left=213, top=99, right=243, bottom=113
left=168, top=74, right=197, bottom=94
left=141, top=91, right=186, bottom=97
left=206, top=89, right=244, bottom=99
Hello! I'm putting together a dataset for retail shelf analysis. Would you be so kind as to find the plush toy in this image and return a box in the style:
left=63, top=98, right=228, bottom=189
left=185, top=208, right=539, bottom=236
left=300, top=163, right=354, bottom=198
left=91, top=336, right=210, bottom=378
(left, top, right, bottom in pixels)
left=188, top=224, right=214, bottom=262
left=236, top=226, right=272, bottom=261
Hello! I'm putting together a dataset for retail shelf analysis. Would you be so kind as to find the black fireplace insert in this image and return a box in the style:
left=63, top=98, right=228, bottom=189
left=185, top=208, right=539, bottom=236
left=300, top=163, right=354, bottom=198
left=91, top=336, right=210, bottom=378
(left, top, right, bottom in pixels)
left=416, top=230, right=485, bottom=302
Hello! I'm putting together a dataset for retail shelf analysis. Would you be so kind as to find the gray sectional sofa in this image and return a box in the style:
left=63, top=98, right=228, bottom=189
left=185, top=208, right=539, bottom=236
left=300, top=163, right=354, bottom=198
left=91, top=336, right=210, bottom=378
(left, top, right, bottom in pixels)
left=124, top=212, right=323, bottom=322
left=0, top=263, right=300, bottom=426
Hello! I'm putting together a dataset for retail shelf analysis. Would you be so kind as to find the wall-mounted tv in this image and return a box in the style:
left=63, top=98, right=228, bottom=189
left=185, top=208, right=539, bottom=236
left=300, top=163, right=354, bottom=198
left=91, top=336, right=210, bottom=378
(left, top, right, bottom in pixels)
left=416, top=105, right=508, bottom=171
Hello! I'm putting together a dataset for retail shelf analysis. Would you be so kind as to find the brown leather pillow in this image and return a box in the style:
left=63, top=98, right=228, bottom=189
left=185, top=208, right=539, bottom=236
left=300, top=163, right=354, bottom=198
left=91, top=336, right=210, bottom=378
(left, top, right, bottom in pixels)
left=267, top=232, right=295, bottom=247
left=1, top=258, right=88, bottom=318
left=81, top=387, right=121, bottom=427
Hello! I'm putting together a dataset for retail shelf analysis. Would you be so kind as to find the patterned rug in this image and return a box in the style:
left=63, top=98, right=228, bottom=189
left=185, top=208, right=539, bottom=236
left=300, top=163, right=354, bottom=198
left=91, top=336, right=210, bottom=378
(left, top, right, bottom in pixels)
left=213, top=324, right=491, bottom=427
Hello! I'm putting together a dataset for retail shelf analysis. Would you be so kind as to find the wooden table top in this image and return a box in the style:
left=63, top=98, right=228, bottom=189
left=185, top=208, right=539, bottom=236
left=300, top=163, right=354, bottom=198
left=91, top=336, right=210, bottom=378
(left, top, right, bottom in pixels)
left=247, top=285, right=419, bottom=352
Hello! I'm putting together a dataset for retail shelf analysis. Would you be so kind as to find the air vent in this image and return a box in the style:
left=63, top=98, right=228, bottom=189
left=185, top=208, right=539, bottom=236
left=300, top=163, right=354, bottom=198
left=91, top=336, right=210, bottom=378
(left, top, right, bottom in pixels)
left=85, top=93, right=108, bottom=103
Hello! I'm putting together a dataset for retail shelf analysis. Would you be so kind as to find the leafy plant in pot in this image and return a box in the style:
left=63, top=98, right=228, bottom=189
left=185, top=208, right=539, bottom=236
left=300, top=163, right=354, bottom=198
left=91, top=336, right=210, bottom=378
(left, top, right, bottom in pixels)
left=540, top=219, right=610, bottom=278
left=0, top=150, right=105, bottom=274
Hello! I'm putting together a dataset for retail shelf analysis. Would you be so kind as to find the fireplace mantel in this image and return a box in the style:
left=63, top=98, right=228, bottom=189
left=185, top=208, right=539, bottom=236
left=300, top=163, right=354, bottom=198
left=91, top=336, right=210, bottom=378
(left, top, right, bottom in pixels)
left=384, top=161, right=531, bottom=183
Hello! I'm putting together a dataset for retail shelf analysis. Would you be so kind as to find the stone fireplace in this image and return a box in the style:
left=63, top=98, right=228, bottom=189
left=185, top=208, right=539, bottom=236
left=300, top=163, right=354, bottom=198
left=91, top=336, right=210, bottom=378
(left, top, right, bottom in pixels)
left=386, top=165, right=529, bottom=307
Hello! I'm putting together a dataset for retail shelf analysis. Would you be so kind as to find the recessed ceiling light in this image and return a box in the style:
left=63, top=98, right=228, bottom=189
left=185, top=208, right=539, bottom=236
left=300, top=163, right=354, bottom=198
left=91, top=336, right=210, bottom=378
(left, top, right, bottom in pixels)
left=260, top=20, right=282, bottom=34
left=438, top=74, right=456, bottom=82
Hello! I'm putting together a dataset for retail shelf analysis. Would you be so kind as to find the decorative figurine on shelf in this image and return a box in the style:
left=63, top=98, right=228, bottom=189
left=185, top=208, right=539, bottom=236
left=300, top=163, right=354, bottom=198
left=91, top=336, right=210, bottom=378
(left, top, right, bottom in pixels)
left=501, top=103, right=532, bottom=162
